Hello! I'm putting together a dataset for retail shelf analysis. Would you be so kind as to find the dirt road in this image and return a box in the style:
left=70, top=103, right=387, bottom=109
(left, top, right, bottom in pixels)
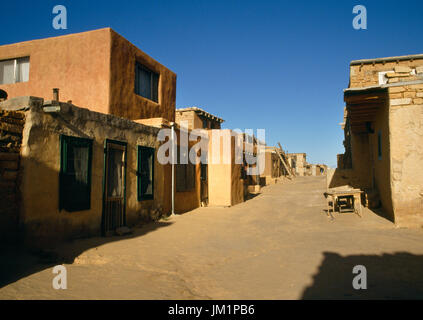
left=1, top=176, right=423, bottom=299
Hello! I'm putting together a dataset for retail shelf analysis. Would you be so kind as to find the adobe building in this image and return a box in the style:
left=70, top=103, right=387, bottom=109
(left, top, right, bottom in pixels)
left=0, top=97, right=172, bottom=245
left=175, top=106, right=249, bottom=207
left=330, top=53, right=423, bottom=227
left=175, top=107, right=224, bottom=130
left=0, top=29, right=199, bottom=245
left=287, top=153, right=307, bottom=176
left=0, top=28, right=176, bottom=122
left=260, top=146, right=290, bottom=185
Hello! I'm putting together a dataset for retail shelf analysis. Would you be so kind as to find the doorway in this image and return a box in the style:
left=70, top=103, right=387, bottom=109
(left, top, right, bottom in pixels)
left=200, top=163, right=208, bottom=206
left=102, top=140, right=127, bottom=235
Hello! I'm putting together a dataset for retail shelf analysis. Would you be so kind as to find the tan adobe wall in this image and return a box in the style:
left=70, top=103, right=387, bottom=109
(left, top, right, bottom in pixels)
left=207, top=130, right=244, bottom=207
left=388, top=84, right=423, bottom=227
left=369, top=98, right=394, bottom=220
left=175, top=110, right=196, bottom=130
left=109, top=30, right=176, bottom=122
left=0, top=29, right=111, bottom=114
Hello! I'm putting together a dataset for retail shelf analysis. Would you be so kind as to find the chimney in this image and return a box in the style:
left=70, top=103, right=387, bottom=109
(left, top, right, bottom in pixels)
left=53, top=88, right=59, bottom=101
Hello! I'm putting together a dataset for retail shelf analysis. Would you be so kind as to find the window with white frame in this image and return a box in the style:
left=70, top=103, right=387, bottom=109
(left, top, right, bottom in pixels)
left=0, top=57, right=30, bottom=85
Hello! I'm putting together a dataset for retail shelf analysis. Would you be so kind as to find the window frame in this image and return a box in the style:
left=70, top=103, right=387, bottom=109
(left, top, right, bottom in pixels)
left=137, top=146, right=155, bottom=201
left=0, top=56, right=30, bottom=85
left=134, top=62, right=159, bottom=103
left=59, top=135, right=93, bottom=212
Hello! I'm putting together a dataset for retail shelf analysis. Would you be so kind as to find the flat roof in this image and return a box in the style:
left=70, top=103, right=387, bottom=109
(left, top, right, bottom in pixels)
left=176, top=106, right=224, bottom=123
left=350, top=53, right=423, bottom=66
left=344, top=79, right=423, bottom=94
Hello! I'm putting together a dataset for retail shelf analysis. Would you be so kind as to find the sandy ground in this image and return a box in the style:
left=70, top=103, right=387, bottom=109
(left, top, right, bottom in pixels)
left=1, top=176, right=423, bottom=299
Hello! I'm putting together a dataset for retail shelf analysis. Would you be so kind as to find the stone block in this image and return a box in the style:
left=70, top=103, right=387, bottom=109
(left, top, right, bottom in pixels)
left=394, top=66, right=412, bottom=73
left=388, top=87, right=406, bottom=93
left=416, top=66, right=423, bottom=74
left=389, top=93, right=403, bottom=99
left=404, top=91, right=416, bottom=98
left=409, top=84, right=423, bottom=90
left=413, top=98, right=423, bottom=104
left=390, top=98, right=412, bottom=106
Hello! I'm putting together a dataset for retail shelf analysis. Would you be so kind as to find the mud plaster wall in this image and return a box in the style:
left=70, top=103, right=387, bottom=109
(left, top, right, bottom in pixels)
left=207, top=130, right=244, bottom=206
left=207, top=130, right=232, bottom=206
left=0, top=29, right=111, bottom=114
left=370, top=99, right=394, bottom=220
left=328, top=132, right=373, bottom=190
left=109, top=30, right=176, bottom=122
left=389, top=84, right=423, bottom=227
left=19, top=103, right=166, bottom=245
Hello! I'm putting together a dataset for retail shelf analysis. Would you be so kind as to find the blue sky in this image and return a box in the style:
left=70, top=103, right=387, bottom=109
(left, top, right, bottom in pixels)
left=1, top=0, right=422, bottom=167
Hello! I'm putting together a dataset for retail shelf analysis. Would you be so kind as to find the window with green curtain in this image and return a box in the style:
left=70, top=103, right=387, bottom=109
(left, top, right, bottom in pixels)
left=137, top=146, right=155, bottom=201
left=59, top=135, right=93, bottom=212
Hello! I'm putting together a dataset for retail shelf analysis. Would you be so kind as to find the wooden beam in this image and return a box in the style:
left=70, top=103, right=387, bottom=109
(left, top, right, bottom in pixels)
left=277, top=142, right=294, bottom=178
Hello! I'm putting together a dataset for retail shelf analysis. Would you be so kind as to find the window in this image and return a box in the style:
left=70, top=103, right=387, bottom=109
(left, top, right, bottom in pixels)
left=59, top=135, right=93, bottom=212
left=377, top=130, right=382, bottom=160
left=175, top=147, right=196, bottom=192
left=202, top=119, right=208, bottom=129
left=0, top=57, right=30, bottom=85
left=135, top=62, right=159, bottom=102
left=137, top=146, right=154, bottom=200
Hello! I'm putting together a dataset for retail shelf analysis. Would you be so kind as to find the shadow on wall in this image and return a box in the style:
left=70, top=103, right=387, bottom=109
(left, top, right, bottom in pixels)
left=301, top=251, right=423, bottom=299
left=0, top=221, right=173, bottom=289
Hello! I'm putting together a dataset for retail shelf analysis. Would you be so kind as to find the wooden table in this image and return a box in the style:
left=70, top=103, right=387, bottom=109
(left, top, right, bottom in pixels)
left=325, top=189, right=363, bottom=218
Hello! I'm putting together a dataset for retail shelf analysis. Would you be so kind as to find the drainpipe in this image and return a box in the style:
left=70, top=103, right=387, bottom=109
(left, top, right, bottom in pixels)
left=171, top=122, right=175, bottom=216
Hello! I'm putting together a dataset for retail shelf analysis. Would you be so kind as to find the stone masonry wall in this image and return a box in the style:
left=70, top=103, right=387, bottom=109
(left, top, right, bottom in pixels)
left=0, top=110, right=25, bottom=240
left=350, top=60, right=423, bottom=88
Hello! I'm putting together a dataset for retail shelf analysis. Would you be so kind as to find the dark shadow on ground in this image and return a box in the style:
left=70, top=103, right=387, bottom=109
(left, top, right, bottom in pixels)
left=245, top=192, right=260, bottom=201
left=302, top=252, right=423, bottom=299
left=0, top=220, right=173, bottom=289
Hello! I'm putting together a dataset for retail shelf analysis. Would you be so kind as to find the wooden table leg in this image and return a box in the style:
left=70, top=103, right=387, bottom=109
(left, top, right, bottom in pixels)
left=354, top=194, right=362, bottom=217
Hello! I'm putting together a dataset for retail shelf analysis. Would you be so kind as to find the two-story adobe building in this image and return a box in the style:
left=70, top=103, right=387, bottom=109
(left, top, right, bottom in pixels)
left=0, top=28, right=176, bottom=122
